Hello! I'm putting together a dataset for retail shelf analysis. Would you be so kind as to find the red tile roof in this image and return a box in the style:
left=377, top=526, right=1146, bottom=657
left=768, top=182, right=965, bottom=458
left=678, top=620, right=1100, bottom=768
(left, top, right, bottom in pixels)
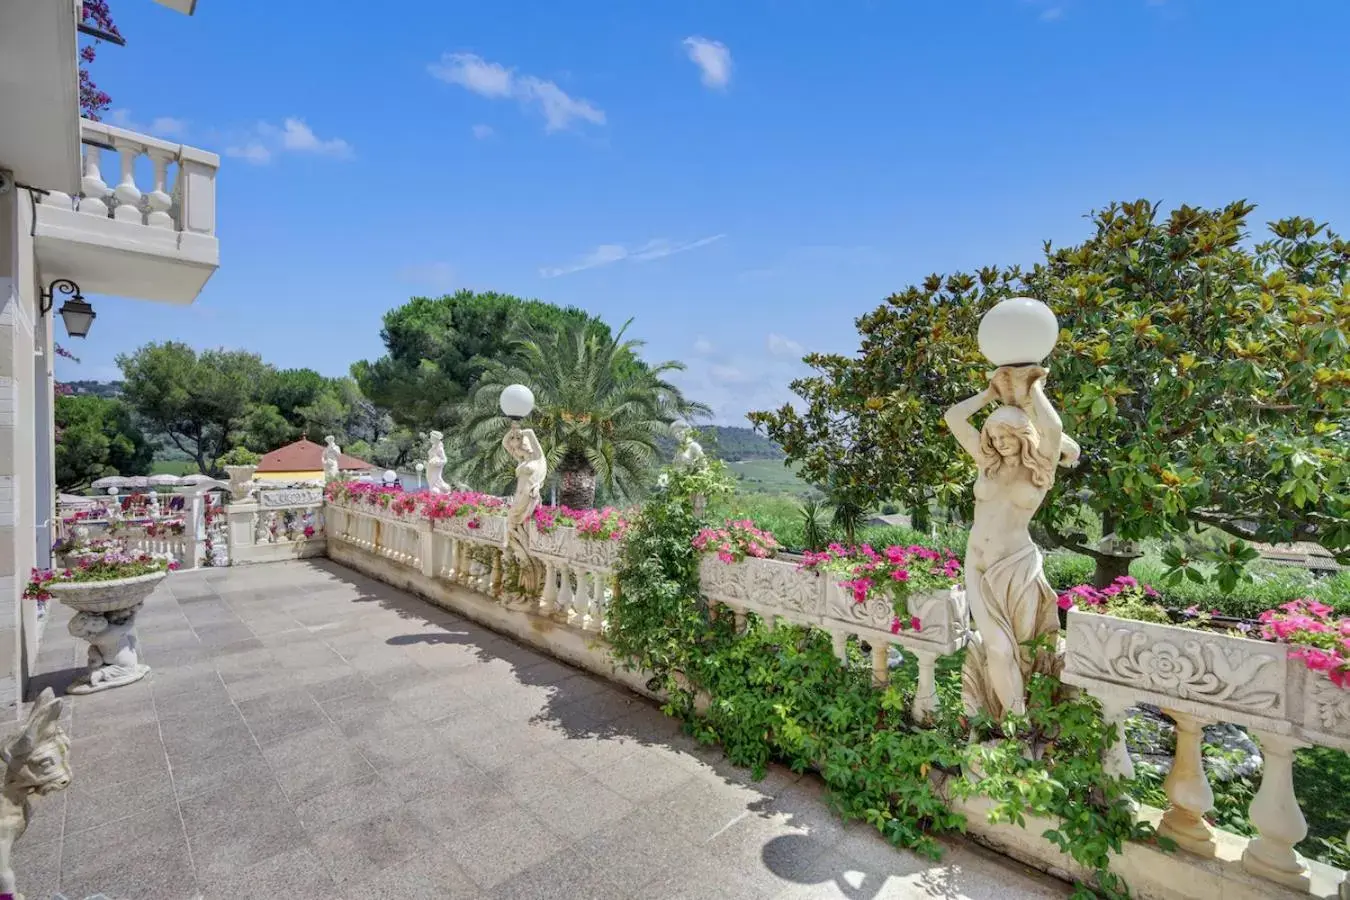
left=255, top=438, right=373, bottom=473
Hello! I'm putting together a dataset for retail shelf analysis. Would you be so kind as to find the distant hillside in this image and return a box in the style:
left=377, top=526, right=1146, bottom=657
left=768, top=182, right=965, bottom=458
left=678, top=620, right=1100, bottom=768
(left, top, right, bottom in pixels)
left=654, top=425, right=783, bottom=462
left=64, top=380, right=123, bottom=398
left=705, top=426, right=784, bottom=461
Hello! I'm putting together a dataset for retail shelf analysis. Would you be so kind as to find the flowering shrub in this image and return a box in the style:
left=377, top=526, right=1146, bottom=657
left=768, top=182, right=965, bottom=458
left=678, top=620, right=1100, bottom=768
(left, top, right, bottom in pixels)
left=325, top=482, right=505, bottom=524
left=1059, top=576, right=1238, bottom=631
left=142, top=518, right=185, bottom=538
left=799, top=543, right=961, bottom=633
left=303, top=524, right=316, bottom=539
left=532, top=505, right=629, bottom=541
left=692, top=519, right=780, bottom=563
left=1259, top=599, right=1350, bottom=689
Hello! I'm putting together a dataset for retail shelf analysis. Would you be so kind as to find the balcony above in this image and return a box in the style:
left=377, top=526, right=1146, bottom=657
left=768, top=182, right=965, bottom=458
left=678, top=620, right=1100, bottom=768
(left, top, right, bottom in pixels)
left=34, top=119, right=219, bottom=306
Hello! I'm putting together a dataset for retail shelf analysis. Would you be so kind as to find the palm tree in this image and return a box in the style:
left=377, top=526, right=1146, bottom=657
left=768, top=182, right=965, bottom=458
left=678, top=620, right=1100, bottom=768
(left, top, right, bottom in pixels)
left=449, top=319, right=709, bottom=508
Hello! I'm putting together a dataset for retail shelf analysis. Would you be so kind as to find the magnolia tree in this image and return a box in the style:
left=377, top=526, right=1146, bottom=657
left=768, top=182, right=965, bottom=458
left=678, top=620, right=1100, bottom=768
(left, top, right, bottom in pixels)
left=751, top=201, right=1349, bottom=588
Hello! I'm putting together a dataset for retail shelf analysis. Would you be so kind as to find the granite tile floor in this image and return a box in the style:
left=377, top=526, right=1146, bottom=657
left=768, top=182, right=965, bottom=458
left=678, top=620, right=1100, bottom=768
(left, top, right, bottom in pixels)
left=13, top=560, right=1071, bottom=900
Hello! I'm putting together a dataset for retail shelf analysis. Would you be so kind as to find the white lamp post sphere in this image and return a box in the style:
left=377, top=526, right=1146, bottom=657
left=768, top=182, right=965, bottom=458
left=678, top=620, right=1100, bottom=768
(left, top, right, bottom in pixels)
left=382, top=470, right=398, bottom=485
left=499, top=384, right=535, bottom=419
left=977, top=297, right=1059, bottom=366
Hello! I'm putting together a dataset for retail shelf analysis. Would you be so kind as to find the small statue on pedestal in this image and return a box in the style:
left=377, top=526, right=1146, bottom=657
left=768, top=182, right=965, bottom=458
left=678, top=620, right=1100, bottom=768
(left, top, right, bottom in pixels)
left=426, top=431, right=450, bottom=494
left=322, top=436, right=341, bottom=482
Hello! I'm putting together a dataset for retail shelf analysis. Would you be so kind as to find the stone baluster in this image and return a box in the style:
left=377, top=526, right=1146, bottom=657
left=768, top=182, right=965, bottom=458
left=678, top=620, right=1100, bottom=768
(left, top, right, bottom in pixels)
left=455, top=541, right=470, bottom=585
left=1158, top=710, right=1216, bottom=856
left=728, top=604, right=747, bottom=632
left=557, top=564, right=574, bottom=620
left=911, top=650, right=938, bottom=725
left=541, top=560, right=559, bottom=615
left=1098, top=695, right=1136, bottom=781
left=1241, top=731, right=1310, bottom=889
left=572, top=569, right=593, bottom=628
left=111, top=138, right=144, bottom=223
left=830, top=632, right=848, bottom=664
left=144, top=148, right=175, bottom=228
left=588, top=573, right=608, bottom=632
left=78, top=144, right=111, bottom=217
left=870, top=644, right=889, bottom=688
left=490, top=549, right=504, bottom=597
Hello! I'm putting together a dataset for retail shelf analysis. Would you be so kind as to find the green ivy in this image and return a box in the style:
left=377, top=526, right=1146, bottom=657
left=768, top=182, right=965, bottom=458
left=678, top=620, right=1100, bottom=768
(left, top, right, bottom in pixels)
left=606, top=466, right=1167, bottom=896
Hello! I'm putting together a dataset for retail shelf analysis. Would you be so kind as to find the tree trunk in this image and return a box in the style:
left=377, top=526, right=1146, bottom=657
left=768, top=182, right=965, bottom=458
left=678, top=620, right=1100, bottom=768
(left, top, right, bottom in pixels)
left=1092, top=554, right=1133, bottom=588
left=909, top=502, right=931, bottom=534
left=558, top=466, right=597, bottom=510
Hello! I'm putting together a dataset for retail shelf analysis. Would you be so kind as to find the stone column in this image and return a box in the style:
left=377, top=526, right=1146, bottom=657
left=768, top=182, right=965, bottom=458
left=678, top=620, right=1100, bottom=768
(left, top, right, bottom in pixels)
left=1158, top=710, right=1216, bottom=856
left=1241, top=731, right=1310, bottom=890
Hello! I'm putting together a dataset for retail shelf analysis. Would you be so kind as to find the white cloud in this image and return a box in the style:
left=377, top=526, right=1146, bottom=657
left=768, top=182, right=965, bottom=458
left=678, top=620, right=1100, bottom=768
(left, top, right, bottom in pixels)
left=766, top=333, right=805, bottom=357
left=224, top=118, right=353, bottom=165
left=540, top=234, right=725, bottom=278
left=397, top=262, right=456, bottom=291
left=107, top=109, right=188, bottom=138
left=1040, top=6, right=1064, bottom=20
left=471, top=124, right=495, bottom=139
left=225, top=142, right=272, bottom=165
left=670, top=333, right=815, bottom=424
left=429, top=52, right=605, bottom=132
left=683, top=37, right=732, bottom=90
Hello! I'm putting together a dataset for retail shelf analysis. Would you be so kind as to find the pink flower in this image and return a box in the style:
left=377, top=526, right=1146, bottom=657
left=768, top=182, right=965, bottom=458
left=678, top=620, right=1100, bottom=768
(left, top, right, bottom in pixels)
left=910, top=616, right=921, bottom=631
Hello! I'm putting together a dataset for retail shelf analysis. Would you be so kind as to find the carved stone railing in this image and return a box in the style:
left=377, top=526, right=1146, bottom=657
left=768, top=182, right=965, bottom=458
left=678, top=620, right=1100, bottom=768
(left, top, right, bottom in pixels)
left=226, top=484, right=325, bottom=565
left=1062, top=609, right=1350, bottom=897
left=699, top=555, right=967, bottom=721
left=326, top=498, right=966, bottom=702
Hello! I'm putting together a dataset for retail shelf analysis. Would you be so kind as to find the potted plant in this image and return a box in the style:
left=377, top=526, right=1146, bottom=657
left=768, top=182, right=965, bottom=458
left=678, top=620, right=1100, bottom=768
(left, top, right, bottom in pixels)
left=219, top=447, right=261, bottom=500
left=29, top=546, right=177, bottom=694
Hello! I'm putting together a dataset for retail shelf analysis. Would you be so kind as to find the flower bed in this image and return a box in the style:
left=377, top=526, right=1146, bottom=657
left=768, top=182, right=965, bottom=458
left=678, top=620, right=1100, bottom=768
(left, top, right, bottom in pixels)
left=1060, top=577, right=1350, bottom=691
left=800, top=542, right=962, bottom=633
left=693, top=519, right=780, bottom=563
left=326, top=481, right=505, bottom=525
left=532, top=504, right=628, bottom=541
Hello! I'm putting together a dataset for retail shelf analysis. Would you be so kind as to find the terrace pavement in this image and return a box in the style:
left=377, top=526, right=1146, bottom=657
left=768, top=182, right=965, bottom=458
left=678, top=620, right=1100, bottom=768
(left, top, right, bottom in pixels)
left=13, top=560, right=1070, bottom=899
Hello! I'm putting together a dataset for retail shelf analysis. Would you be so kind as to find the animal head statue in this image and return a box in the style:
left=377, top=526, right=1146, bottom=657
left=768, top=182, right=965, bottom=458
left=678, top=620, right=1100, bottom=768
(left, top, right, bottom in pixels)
left=1, top=689, right=71, bottom=797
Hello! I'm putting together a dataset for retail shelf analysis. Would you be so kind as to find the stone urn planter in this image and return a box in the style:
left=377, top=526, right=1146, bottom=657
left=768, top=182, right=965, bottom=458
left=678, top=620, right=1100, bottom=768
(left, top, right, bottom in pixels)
left=224, top=464, right=257, bottom=500
left=49, top=570, right=166, bottom=694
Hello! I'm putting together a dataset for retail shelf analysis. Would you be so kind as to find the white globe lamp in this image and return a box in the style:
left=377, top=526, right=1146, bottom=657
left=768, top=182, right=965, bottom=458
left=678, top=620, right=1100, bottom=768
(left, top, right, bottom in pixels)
left=382, top=469, right=398, bottom=486
left=499, top=384, right=535, bottom=420
left=977, top=297, right=1059, bottom=366
left=107, top=486, right=119, bottom=497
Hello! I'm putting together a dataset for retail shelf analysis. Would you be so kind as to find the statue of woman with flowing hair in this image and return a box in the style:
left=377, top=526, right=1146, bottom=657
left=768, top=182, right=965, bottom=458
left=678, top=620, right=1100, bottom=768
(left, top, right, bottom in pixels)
left=502, top=425, right=547, bottom=596
left=426, top=430, right=449, bottom=494
left=945, top=364, right=1080, bottom=721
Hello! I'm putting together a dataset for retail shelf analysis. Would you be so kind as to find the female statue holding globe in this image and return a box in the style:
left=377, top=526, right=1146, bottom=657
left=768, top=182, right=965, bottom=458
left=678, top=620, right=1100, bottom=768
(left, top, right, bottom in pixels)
left=944, top=298, right=1081, bottom=721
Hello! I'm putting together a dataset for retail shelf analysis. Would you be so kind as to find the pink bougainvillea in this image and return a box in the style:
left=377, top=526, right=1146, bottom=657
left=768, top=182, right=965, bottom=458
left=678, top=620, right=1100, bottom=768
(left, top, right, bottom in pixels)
left=798, top=542, right=961, bottom=625
left=692, top=519, right=780, bottom=564
left=533, top=504, right=629, bottom=541
left=1259, top=598, right=1350, bottom=689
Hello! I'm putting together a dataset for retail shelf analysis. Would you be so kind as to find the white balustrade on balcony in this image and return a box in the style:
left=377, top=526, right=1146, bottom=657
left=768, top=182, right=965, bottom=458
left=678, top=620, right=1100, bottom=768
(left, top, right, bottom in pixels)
left=33, top=118, right=220, bottom=304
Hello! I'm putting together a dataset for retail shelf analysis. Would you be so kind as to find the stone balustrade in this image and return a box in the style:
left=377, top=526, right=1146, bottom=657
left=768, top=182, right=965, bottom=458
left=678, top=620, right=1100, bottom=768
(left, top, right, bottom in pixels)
left=39, top=119, right=218, bottom=237
left=32, top=117, right=220, bottom=303
left=325, top=499, right=965, bottom=692
left=1062, top=608, right=1350, bottom=898
left=225, top=485, right=325, bottom=565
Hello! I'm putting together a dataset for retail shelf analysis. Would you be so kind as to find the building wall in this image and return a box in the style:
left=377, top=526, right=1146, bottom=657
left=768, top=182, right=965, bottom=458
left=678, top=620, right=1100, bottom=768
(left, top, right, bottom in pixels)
left=0, top=181, right=42, bottom=716
left=255, top=470, right=324, bottom=482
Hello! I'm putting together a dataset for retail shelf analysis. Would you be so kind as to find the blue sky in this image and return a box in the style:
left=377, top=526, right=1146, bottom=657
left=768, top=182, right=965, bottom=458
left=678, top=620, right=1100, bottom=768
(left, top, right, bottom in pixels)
left=59, top=0, right=1350, bottom=423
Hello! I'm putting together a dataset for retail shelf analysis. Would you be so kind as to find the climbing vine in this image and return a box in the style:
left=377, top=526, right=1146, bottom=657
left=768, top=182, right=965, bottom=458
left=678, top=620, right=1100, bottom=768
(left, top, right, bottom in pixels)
left=607, top=465, right=1168, bottom=896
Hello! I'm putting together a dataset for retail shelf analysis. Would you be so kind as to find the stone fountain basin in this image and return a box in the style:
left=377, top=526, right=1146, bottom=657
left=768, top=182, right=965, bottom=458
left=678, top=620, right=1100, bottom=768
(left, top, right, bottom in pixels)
left=48, top=570, right=168, bottom=614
